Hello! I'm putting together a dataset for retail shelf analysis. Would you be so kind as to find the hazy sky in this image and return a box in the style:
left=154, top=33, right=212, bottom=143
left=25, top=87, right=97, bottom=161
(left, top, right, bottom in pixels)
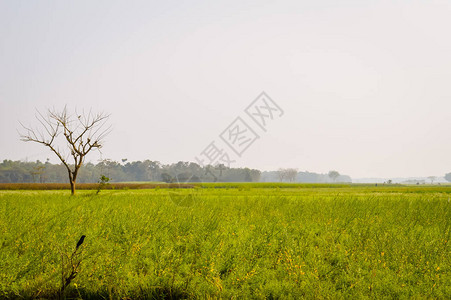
left=1, top=0, right=451, bottom=178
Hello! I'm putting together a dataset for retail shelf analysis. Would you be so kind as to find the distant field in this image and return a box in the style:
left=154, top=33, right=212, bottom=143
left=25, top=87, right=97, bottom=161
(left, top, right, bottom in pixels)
left=0, top=182, right=194, bottom=190
left=0, top=182, right=354, bottom=190
left=0, top=185, right=449, bottom=298
left=1, top=181, right=451, bottom=190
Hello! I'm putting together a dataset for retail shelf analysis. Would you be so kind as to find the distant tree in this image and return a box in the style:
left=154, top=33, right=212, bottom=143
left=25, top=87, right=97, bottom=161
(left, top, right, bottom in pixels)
left=20, top=107, right=110, bottom=195
left=444, top=173, right=451, bottom=182
left=249, top=169, right=261, bottom=182
left=244, top=168, right=252, bottom=182
left=276, top=168, right=298, bottom=182
left=216, top=164, right=227, bottom=179
left=145, top=160, right=161, bottom=181
left=204, top=165, right=218, bottom=182
left=285, top=168, right=298, bottom=182
left=31, top=163, right=46, bottom=183
left=277, top=168, right=287, bottom=182
left=427, top=176, right=437, bottom=184
left=328, top=170, right=340, bottom=182
left=161, top=173, right=173, bottom=183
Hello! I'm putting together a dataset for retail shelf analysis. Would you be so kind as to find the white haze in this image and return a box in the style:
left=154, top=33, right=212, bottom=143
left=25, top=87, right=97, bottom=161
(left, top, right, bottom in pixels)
left=1, top=0, right=451, bottom=179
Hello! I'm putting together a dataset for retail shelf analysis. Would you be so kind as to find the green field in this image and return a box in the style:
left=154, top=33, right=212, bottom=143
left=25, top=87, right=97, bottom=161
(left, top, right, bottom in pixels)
left=1, top=184, right=450, bottom=299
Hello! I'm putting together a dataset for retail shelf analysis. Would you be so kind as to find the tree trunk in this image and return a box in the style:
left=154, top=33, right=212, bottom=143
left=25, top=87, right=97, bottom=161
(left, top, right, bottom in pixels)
left=70, top=180, right=76, bottom=195
left=71, top=167, right=80, bottom=196
left=68, top=170, right=76, bottom=196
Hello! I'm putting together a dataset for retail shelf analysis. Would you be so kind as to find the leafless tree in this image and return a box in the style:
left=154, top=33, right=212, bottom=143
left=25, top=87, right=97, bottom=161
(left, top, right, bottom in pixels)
left=277, top=168, right=287, bottom=182
left=285, top=168, right=298, bottom=182
left=277, top=168, right=298, bottom=182
left=20, top=107, right=110, bottom=195
left=427, top=176, right=436, bottom=184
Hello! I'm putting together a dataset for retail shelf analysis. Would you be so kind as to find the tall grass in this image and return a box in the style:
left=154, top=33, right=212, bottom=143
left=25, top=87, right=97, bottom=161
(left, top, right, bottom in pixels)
left=0, top=186, right=449, bottom=298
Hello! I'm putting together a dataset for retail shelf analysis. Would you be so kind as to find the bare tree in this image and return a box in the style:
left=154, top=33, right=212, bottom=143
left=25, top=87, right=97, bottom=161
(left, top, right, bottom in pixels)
left=427, top=176, right=436, bottom=184
left=277, top=168, right=287, bottom=182
left=285, top=168, right=298, bottom=182
left=20, top=107, right=110, bottom=195
left=277, top=168, right=298, bottom=182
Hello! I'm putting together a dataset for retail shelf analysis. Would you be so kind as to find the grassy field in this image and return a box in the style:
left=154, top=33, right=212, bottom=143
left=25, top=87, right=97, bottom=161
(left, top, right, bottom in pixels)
left=0, top=184, right=450, bottom=299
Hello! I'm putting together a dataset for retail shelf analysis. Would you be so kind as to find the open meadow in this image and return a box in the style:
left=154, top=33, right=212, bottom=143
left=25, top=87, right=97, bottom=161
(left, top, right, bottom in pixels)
left=0, top=184, right=450, bottom=299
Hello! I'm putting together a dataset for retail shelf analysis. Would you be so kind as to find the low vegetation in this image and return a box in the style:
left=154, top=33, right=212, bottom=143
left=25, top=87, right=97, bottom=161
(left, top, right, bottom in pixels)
left=1, top=184, right=449, bottom=298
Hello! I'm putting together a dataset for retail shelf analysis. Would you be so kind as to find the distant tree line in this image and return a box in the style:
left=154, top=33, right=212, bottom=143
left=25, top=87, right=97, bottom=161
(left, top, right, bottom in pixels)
left=0, top=159, right=261, bottom=183
left=0, top=159, right=359, bottom=184
left=261, top=170, right=352, bottom=183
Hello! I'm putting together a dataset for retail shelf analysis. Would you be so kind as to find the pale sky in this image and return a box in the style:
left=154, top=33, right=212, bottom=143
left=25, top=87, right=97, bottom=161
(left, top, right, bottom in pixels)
left=1, top=0, right=451, bottom=179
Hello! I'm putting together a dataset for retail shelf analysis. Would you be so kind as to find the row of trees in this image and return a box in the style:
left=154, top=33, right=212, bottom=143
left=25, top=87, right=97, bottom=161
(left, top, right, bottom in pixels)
left=6, top=159, right=449, bottom=185
left=262, top=169, right=352, bottom=183
left=0, top=159, right=261, bottom=184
